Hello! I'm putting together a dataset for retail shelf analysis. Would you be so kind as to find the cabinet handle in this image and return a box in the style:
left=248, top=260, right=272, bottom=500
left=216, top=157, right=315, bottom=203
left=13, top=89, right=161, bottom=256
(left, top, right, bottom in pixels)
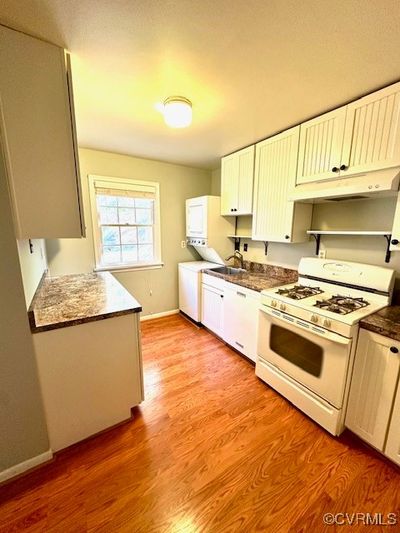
left=391, top=239, right=399, bottom=245
left=390, top=346, right=399, bottom=354
left=237, top=291, right=246, bottom=297
left=285, top=235, right=289, bottom=240
left=331, top=166, right=339, bottom=172
left=220, top=294, right=224, bottom=298
left=340, top=164, right=348, bottom=171
left=235, top=341, right=244, bottom=349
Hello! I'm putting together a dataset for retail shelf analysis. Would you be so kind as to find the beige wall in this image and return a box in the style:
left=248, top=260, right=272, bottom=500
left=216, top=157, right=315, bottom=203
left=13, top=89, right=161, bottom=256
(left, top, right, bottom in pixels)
left=46, top=148, right=211, bottom=316
left=214, top=170, right=400, bottom=273
left=211, top=168, right=221, bottom=195
left=17, top=239, right=47, bottom=307
left=0, top=140, right=49, bottom=473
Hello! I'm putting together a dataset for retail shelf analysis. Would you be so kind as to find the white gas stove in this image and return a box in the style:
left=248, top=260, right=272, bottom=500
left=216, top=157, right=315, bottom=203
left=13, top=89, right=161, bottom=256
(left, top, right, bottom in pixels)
left=256, top=258, right=395, bottom=436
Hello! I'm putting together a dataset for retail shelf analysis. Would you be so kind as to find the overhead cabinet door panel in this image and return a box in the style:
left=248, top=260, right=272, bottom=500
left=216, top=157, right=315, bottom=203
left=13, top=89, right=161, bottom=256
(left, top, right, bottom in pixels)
left=221, top=154, right=238, bottom=215
left=341, top=82, right=400, bottom=177
left=296, top=106, right=347, bottom=184
left=0, top=25, right=83, bottom=239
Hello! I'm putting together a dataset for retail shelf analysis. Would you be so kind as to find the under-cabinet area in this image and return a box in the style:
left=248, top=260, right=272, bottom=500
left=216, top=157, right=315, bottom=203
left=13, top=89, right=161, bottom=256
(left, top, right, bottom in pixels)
left=3, top=4, right=400, bottom=531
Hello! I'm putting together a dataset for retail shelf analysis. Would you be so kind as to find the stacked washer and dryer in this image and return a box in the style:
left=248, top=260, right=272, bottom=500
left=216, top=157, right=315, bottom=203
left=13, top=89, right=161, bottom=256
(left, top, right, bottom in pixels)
left=178, top=196, right=235, bottom=322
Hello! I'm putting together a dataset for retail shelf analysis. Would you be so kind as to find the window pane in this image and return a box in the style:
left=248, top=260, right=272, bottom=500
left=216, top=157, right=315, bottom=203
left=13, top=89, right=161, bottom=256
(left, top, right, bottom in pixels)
left=138, top=244, right=154, bottom=261
left=118, top=207, right=135, bottom=224
left=97, top=195, right=118, bottom=207
left=101, top=226, right=120, bottom=245
left=118, top=196, right=135, bottom=208
left=99, top=206, right=118, bottom=224
left=121, top=227, right=137, bottom=244
left=136, top=208, right=153, bottom=224
left=122, top=245, right=138, bottom=263
left=138, top=226, right=152, bottom=244
left=102, top=246, right=121, bottom=264
left=135, top=198, right=154, bottom=209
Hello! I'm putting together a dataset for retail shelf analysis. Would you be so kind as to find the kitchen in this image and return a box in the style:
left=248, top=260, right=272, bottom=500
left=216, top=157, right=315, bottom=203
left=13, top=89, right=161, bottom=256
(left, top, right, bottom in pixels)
left=1, top=1, right=400, bottom=531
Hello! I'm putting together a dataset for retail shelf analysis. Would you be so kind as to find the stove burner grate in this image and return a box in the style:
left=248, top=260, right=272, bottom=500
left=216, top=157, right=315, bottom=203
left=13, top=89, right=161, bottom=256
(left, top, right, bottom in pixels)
left=314, top=295, right=369, bottom=315
left=276, top=285, right=323, bottom=300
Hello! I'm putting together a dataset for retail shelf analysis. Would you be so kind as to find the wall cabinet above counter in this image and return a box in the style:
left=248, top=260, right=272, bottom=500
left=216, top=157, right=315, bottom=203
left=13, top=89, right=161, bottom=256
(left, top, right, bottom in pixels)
left=0, top=24, right=85, bottom=239
left=221, top=145, right=255, bottom=216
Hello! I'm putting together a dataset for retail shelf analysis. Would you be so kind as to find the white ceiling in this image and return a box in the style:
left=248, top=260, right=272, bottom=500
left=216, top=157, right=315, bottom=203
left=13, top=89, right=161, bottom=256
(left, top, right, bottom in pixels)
left=1, top=0, right=400, bottom=169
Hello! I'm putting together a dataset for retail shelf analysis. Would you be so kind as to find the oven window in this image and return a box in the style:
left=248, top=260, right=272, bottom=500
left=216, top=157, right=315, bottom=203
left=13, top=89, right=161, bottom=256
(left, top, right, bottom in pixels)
left=269, top=324, right=323, bottom=377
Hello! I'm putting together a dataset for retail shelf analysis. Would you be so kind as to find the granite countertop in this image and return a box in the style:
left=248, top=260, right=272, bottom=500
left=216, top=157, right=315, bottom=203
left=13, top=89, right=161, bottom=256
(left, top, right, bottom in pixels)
left=203, top=262, right=298, bottom=292
left=360, top=306, right=400, bottom=342
left=29, top=272, right=142, bottom=333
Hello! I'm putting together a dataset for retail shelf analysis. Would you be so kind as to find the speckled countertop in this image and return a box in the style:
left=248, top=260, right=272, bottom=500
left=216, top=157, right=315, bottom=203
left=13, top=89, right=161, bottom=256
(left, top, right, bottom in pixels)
left=360, top=306, right=400, bottom=341
left=29, top=272, right=142, bottom=333
left=203, top=262, right=298, bottom=292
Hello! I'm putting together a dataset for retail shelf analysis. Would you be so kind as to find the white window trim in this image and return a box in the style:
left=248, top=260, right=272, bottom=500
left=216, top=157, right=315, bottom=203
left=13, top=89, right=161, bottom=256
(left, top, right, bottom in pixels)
left=88, top=174, right=162, bottom=272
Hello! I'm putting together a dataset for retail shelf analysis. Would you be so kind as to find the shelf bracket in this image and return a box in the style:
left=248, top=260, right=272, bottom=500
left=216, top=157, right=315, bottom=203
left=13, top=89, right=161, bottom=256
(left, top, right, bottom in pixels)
left=264, top=241, right=269, bottom=256
left=384, top=234, right=392, bottom=263
left=311, top=234, right=321, bottom=256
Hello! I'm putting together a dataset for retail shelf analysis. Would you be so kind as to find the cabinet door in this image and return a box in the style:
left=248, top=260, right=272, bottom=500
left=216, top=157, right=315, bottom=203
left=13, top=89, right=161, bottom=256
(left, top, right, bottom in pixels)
left=342, top=82, right=400, bottom=177
left=178, top=267, right=200, bottom=321
left=253, top=126, right=310, bottom=242
left=0, top=25, right=84, bottom=239
left=236, top=145, right=255, bottom=215
left=223, top=285, right=259, bottom=362
left=296, top=106, right=347, bottom=185
left=385, top=375, right=400, bottom=466
left=186, top=197, right=207, bottom=237
left=346, top=329, right=400, bottom=450
left=221, top=154, right=238, bottom=215
left=201, top=284, right=224, bottom=337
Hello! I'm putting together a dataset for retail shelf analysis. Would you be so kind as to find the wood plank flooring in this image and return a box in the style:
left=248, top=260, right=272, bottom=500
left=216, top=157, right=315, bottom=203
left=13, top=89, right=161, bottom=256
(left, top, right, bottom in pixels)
left=1, top=314, right=400, bottom=532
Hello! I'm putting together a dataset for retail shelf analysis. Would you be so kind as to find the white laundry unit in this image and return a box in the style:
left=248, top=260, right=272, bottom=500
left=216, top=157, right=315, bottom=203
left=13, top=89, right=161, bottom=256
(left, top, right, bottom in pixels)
left=178, top=261, right=218, bottom=322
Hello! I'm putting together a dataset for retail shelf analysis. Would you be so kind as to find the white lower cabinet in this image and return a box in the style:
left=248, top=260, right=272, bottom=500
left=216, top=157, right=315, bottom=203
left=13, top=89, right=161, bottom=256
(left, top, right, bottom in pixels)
left=201, top=282, right=224, bottom=337
left=223, top=283, right=260, bottom=362
left=346, top=329, right=400, bottom=459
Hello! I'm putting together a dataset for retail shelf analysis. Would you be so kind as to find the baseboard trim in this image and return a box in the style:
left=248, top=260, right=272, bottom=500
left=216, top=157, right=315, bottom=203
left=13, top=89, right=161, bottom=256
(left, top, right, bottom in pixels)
left=0, top=449, right=53, bottom=483
left=140, top=309, right=179, bottom=322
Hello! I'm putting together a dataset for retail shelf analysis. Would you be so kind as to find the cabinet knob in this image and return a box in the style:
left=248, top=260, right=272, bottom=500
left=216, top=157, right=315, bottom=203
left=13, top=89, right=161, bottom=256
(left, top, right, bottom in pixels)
left=390, top=346, right=399, bottom=354
left=340, top=164, right=348, bottom=171
left=331, top=166, right=339, bottom=172
left=391, top=239, right=399, bottom=245
left=220, top=294, right=224, bottom=298
left=285, top=235, right=289, bottom=240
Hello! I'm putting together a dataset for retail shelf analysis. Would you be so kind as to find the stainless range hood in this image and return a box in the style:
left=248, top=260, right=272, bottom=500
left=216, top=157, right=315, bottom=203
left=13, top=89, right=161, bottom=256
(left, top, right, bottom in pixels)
left=290, top=167, right=400, bottom=203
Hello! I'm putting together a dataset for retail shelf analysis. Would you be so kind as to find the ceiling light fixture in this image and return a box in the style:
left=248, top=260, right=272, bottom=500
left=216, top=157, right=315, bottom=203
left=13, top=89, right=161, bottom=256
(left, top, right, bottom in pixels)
left=162, top=96, right=192, bottom=128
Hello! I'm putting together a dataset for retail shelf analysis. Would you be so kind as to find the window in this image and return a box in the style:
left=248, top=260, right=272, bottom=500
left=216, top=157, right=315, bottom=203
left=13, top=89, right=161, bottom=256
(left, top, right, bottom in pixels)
left=88, top=175, right=162, bottom=270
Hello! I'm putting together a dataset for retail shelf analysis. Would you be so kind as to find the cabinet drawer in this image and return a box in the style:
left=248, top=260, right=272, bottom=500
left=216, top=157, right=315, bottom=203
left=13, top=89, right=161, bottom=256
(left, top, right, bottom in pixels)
left=202, top=273, right=225, bottom=291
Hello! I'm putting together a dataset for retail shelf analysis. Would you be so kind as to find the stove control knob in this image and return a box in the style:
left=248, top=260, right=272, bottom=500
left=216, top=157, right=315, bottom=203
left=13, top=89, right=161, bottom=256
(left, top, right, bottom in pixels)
left=271, top=300, right=277, bottom=308
left=311, top=314, right=318, bottom=323
left=323, top=318, right=331, bottom=328
left=280, top=303, right=286, bottom=311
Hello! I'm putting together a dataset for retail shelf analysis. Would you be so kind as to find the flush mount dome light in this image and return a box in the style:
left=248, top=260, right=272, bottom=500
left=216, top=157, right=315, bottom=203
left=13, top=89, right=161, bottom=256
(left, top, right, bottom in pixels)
left=163, top=96, right=192, bottom=128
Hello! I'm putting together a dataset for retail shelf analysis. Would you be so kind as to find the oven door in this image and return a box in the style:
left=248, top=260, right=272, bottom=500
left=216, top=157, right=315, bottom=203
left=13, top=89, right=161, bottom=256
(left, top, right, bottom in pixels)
left=257, top=306, right=352, bottom=408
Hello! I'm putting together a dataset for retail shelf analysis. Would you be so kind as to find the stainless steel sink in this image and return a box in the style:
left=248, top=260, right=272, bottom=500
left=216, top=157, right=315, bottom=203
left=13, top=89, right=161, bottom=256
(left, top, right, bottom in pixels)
left=210, top=266, right=246, bottom=275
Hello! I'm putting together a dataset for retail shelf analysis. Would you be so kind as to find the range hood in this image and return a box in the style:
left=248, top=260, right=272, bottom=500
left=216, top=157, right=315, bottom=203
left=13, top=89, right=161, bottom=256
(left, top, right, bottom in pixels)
left=290, top=167, right=400, bottom=203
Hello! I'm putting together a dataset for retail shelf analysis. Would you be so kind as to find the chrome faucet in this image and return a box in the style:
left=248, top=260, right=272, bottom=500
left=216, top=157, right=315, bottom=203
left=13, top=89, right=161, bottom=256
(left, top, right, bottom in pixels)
left=225, top=250, right=244, bottom=269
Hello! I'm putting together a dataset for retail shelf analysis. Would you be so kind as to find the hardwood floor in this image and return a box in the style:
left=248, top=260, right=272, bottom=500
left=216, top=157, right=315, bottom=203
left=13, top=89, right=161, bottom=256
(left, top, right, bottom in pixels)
left=0, top=314, right=399, bottom=532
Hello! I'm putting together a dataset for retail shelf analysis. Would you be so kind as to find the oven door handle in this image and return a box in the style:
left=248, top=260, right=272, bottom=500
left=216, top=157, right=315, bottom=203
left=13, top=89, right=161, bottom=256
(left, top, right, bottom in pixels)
left=260, top=306, right=351, bottom=345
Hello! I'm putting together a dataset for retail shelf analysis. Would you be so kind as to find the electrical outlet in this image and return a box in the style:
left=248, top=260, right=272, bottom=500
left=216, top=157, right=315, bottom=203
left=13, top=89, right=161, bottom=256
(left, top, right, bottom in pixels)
left=318, top=250, right=326, bottom=259
left=181, top=240, right=186, bottom=249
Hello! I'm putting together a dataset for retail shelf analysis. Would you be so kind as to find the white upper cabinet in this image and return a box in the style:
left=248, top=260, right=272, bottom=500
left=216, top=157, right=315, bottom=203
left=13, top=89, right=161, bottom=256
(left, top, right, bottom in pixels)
left=0, top=25, right=84, bottom=239
left=345, top=329, right=400, bottom=451
left=297, top=81, right=400, bottom=186
left=221, top=145, right=254, bottom=215
left=252, top=126, right=312, bottom=242
left=342, top=82, right=400, bottom=177
left=297, top=106, right=347, bottom=185
left=186, top=196, right=207, bottom=238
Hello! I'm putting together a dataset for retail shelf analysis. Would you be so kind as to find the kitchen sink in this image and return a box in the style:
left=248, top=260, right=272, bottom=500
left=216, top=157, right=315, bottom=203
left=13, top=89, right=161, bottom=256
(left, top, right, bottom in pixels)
left=210, top=266, right=246, bottom=275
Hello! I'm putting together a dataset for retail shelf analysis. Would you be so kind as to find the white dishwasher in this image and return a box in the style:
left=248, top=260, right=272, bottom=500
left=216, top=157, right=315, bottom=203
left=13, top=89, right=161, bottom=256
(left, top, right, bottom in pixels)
left=178, top=261, right=218, bottom=322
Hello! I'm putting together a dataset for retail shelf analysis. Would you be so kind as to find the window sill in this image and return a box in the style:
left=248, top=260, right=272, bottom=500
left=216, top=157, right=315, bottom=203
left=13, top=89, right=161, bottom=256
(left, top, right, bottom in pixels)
left=94, top=262, right=164, bottom=273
